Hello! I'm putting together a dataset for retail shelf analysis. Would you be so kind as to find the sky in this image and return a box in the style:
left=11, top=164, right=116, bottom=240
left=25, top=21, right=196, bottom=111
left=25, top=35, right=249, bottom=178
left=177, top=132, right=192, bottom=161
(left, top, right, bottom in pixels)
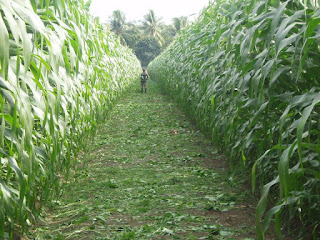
left=89, top=0, right=210, bottom=24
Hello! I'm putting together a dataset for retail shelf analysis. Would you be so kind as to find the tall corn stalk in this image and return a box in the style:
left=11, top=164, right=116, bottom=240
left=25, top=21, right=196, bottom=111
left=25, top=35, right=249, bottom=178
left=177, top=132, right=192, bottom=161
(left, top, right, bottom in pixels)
left=149, top=0, right=320, bottom=238
left=0, top=0, right=140, bottom=238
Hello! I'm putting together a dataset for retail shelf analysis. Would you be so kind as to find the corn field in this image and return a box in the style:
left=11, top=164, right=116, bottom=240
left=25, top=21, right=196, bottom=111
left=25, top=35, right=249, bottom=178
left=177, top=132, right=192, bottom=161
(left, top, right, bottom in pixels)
left=149, top=0, right=320, bottom=238
left=0, top=0, right=140, bottom=238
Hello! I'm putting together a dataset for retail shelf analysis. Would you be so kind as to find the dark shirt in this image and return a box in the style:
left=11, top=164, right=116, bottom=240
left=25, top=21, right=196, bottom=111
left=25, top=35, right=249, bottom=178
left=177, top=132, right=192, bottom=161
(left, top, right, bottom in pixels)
left=140, top=72, right=148, bottom=82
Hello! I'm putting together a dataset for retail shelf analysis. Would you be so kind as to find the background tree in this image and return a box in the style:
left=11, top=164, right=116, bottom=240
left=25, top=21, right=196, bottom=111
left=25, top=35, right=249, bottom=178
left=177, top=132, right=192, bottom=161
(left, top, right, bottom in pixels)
left=122, top=22, right=141, bottom=49
left=110, top=10, right=127, bottom=43
left=142, top=10, right=164, bottom=46
left=135, top=37, right=161, bottom=67
left=172, top=16, right=188, bottom=33
left=107, top=9, right=188, bottom=57
left=161, top=24, right=176, bottom=50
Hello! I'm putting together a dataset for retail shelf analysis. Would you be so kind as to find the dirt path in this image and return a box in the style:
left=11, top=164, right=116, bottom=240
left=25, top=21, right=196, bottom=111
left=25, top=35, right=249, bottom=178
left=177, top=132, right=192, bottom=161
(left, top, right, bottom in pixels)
left=29, top=80, right=258, bottom=239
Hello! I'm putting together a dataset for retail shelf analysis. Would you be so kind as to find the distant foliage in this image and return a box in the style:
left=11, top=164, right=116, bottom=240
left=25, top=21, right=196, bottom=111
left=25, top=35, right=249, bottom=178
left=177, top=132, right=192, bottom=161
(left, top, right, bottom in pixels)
left=135, top=37, right=161, bottom=67
left=0, top=0, right=140, bottom=238
left=172, top=16, right=188, bottom=32
left=149, top=0, right=320, bottom=238
left=108, top=9, right=189, bottom=54
left=122, top=23, right=142, bottom=49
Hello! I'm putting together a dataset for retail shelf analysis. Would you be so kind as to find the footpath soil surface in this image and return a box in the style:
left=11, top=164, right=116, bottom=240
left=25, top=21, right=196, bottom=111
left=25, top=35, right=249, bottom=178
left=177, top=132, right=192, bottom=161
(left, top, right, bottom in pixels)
left=29, top=80, right=267, bottom=239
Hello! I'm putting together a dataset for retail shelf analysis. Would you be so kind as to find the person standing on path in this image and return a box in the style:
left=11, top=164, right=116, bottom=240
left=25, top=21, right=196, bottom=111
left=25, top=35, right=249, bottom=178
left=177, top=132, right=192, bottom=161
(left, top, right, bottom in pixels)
left=140, top=68, right=149, bottom=93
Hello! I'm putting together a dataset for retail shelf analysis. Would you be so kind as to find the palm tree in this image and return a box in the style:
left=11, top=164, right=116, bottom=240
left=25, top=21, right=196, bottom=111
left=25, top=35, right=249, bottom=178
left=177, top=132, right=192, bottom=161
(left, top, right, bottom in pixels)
left=110, top=10, right=126, bottom=37
left=142, top=10, right=164, bottom=46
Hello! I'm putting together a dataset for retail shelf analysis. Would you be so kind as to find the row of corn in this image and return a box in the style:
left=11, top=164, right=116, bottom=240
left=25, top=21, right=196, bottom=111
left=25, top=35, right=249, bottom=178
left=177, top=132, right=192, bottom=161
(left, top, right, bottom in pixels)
left=149, top=0, right=320, bottom=238
left=0, top=0, right=140, bottom=238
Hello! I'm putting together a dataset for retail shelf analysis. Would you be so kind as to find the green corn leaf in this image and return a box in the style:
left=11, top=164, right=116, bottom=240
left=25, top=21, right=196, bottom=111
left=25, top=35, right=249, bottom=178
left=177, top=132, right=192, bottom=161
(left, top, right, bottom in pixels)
left=277, top=33, right=300, bottom=55
left=296, top=93, right=320, bottom=166
left=0, top=115, right=5, bottom=148
left=299, top=16, right=320, bottom=76
left=255, top=176, right=279, bottom=239
left=251, top=160, right=258, bottom=193
left=17, top=19, right=32, bottom=74
left=248, top=101, right=269, bottom=129
left=278, top=142, right=297, bottom=200
left=268, top=1, right=288, bottom=45
left=0, top=12, right=9, bottom=79
left=11, top=0, right=46, bottom=35
left=262, top=196, right=299, bottom=234
left=0, top=77, right=10, bottom=90
left=2, top=4, right=20, bottom=44
left=269, top=66, right=291, bottom=87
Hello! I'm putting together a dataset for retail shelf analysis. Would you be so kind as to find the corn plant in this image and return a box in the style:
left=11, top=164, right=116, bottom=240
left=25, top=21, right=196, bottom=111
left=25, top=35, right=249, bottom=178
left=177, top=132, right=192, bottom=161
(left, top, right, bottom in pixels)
left=149, top=0, right=320, bottom=238
left=0, top=0, right=140, bottom=238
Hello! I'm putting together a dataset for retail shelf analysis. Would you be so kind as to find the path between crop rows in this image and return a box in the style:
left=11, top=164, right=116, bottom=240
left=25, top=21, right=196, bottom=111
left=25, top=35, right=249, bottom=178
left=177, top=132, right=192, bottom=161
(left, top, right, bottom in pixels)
left=30, top=80, right=258, bottom=240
